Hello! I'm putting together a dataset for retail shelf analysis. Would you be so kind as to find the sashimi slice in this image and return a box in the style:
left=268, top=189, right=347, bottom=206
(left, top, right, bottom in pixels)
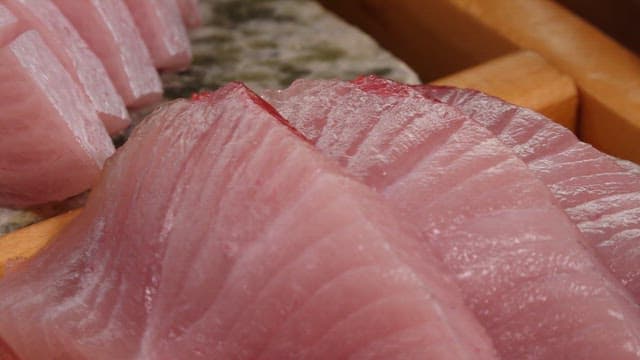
left=420, top=85, right=640, bottom=302
left=0, top=3, right=19, bottom=45
left=0, top=30, right=114, bottom=208
left=0, top=83, right=497, bottom=359
left=52, top=0, right=163, bottom=108
left=176, top=0, right=201, bottom=29
left=2, top=0, right=129, bottom=134
left=124, top=0, right=192, bottom=71
left=262, top=76, right=640, bottom=359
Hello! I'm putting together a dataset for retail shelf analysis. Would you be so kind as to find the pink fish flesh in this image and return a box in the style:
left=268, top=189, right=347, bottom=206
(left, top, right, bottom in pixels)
left=0, top=83, right=497, bottom=359
left=0, top=30, right=114, bottom=207
left=2, top=0, right=129, bottom=134
left=420, top=85, right=640, bottom=303
left=176, top=0, right=201, bottom=29
left=262, top=76, right=640, bottom=359
left=52, top=0, right=163, bottom=108
left=0, top=3, right=19, bottom=45
left=123, top=0, right=192, bottom=71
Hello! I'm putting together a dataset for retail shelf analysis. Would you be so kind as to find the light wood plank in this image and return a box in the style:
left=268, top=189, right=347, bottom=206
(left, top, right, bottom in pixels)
left=0, top=209, right=79, bottom=277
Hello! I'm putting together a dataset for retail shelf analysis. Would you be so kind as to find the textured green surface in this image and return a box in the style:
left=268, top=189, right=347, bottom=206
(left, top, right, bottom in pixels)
left=161, top=0, right=418, bottom=99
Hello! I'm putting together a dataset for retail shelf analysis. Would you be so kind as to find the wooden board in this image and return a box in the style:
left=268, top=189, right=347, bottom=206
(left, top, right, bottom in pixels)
left=0, top=209, right=79, bottom=277
left=321, top=0, right=640, bottom=162
left=432, top=50, right=578, bottom=130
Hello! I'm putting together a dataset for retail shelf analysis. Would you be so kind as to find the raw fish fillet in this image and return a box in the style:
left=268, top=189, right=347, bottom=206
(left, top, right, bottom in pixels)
left=176, top=0, right=201, bottom=29
left=0, top=31, right=114, bottom=207
left=2, top=0, right=129, bottom=134
left=0, top=3, right=19, bottom=45
left=262, top=76, right=640, bottom=359
left=0, top=83, right=497, bottom=360
left=124, top=0, right=192, bottom=70
left=52, top=0, right=163, bottom=108
left=420, top=85, right=640, bottom=302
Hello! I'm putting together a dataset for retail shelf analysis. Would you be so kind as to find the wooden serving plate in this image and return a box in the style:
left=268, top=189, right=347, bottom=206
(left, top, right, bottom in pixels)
left=0, top=0, right=637, bottom=275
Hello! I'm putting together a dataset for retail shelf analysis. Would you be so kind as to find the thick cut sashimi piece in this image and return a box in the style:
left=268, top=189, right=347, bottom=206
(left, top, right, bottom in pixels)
left=176, top=0, right=201, bottom=29
left=0, top=83, right=497, bottom=360
left=2, top=0, right=129, bottom=134
left=124, top=0, right=192, bottom=70
left=0, top=3, right=19, bottom=45
left=52, top=0, right=163, bottom=108
left=420, top=85, right=640, bottom=303
left=262, top=76, right=640, bottom=359
left=0, top=31, right=114, bottom=208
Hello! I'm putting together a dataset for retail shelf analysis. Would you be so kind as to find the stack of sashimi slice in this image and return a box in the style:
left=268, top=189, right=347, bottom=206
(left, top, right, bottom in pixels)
left=0, top=0, right=199, bottom=208
left=1, top=75, right=639, bottom=359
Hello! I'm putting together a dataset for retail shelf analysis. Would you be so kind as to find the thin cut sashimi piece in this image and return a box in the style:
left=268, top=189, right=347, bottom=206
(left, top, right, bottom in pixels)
left=52, top=0, right=162, bottom=108
left=262, top=76, right=640, bottom=359
left=176, top=0, right=201, bottom=29
left=2, top=0, right=129, bottom=134
left=0, top=83, right=497, bottom=360
left=124, top=0, right=192, bottom=71
left=0, top=31, right=114, bottom=208
left=420, top=85, right=640, bottom=302
left=0, top=3, right=19, bottom=45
